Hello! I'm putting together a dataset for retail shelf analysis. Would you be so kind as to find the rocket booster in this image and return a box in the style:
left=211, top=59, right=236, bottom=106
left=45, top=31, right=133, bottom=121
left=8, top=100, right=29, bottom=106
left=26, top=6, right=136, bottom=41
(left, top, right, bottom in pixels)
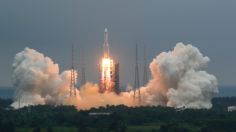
left=103, top=28, right=110, bottom=58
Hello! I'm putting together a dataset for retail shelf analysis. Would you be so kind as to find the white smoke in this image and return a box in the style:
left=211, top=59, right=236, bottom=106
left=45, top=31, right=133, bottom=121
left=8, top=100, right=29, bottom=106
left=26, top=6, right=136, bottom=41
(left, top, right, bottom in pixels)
left=141, top=43, right=218, bottom=109
left=11, top=47, right=73, bottom=108
left=11, top=43, right=218, bottom=109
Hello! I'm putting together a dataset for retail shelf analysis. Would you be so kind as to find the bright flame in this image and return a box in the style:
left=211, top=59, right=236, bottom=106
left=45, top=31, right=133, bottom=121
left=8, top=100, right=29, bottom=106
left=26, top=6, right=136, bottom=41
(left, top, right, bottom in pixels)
left=101, top=57, right=114, bottom=91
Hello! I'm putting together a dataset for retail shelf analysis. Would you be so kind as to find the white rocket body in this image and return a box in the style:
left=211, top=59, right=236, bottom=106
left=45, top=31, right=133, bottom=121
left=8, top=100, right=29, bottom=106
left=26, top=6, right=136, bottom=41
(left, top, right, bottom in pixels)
left=103, top=28, right=110, bottom=58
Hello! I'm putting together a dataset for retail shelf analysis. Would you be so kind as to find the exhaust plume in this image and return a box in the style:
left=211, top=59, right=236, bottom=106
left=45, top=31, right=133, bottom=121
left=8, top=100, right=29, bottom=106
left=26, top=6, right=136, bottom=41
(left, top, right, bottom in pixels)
left=141, top=43, right=218, bottom=109
left=11, top=47, right=73, bottom=107
left=11, top=43, right=218, bottom=109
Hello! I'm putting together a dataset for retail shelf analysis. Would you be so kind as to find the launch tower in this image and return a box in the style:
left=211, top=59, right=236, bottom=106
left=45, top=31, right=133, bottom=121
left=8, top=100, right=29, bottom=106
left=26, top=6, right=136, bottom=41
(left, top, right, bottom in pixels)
left=70, top=44, right=77, bottom=96
left=133, top=44, right=141, bottom=104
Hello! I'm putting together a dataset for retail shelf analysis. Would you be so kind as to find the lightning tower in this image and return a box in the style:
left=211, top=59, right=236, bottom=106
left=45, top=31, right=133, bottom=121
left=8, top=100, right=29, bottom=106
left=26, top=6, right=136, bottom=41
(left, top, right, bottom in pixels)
left=133, top=44, right=141, bottom=104
left=80, top=48, right=86, bottom=86
left=70, top=44, right=76, bottom=96
left=80, top=64, right=86, bottom=86
left=18, top=97, right=21, bottom=108
left=143, top=45, right=148, bottom=86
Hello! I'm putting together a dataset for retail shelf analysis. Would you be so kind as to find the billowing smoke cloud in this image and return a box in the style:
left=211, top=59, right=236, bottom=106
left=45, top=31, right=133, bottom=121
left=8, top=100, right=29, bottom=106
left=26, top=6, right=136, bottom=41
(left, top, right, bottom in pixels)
left=11, top=43, right=218, bottom=109
left=11, top=47, right=73, bottom=108
left=141, top=43, right=218, bottom=109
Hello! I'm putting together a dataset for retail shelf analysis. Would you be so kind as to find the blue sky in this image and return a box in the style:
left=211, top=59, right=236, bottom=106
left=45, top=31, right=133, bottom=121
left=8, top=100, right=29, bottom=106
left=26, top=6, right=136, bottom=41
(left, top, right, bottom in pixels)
left=0, top=0, right=236, bottom=87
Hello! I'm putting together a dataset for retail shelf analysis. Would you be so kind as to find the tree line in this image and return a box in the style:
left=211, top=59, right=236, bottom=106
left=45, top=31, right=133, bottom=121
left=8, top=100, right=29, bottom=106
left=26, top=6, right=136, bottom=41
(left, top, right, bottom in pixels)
left=0, top=97, right=236, bottom=132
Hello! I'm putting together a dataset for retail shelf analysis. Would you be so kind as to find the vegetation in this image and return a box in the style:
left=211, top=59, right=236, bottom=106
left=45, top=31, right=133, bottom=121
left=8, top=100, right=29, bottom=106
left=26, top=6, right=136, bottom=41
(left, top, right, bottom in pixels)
left=0, top=97, right=236, bottom=132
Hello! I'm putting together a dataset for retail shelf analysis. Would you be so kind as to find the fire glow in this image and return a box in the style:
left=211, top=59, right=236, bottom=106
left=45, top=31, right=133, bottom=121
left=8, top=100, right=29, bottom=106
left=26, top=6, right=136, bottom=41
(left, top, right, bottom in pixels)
left=101, top=57, right=114, bottom=91
left=101, top=58, right=113, bottom=84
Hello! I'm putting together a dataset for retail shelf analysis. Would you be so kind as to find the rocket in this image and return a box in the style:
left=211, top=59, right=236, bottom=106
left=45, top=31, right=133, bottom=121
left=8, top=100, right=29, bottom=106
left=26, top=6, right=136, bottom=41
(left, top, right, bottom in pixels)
left=103, top=28, right=110, bottom=58
left=99, top=28, right=119, bottom=93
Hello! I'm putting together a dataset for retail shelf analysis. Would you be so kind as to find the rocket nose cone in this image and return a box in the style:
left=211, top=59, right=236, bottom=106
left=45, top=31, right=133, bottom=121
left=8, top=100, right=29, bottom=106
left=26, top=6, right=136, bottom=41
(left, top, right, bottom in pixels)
left=105, top=28, right=108, bottom=33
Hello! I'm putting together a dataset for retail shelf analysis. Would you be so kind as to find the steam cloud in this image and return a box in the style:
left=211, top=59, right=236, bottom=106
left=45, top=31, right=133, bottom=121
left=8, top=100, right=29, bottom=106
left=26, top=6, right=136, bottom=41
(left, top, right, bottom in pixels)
left=141, top=43, right=218, bottom=109
left=11, top=43, right=218, bottom=109
left=11, top=48, right=72, bottom=107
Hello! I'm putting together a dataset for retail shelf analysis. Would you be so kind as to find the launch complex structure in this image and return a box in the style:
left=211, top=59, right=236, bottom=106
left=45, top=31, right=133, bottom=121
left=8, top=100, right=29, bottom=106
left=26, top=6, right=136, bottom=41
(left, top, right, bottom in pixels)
left=98, top=28, right=146, bottom=104
left=69, top=28, right=120, bottom=97
left=69, top=28, right=147, bottom=104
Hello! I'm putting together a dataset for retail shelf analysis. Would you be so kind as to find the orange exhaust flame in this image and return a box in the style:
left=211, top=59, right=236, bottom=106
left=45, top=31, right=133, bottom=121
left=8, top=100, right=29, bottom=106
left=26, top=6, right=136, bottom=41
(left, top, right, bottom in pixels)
left=100, top=57, right=114, bottom=92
